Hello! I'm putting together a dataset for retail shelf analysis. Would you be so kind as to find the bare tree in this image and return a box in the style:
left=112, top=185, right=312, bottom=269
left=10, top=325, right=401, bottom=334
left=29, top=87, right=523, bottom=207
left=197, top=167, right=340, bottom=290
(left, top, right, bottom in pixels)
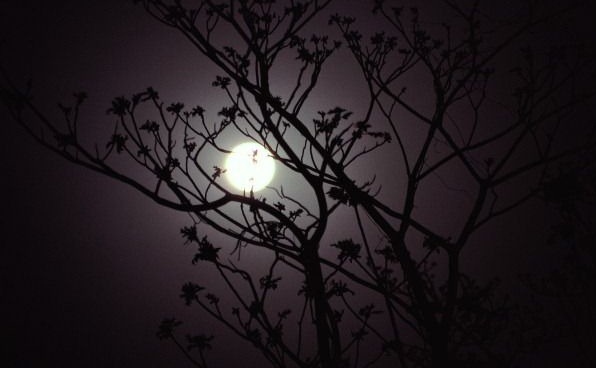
left=2, top=0, right=595, bottom=367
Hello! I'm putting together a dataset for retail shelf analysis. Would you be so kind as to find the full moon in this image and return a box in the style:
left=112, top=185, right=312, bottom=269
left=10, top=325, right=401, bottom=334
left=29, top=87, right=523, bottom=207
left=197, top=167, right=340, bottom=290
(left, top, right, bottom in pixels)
left=225, top=142, right=276, bottom=192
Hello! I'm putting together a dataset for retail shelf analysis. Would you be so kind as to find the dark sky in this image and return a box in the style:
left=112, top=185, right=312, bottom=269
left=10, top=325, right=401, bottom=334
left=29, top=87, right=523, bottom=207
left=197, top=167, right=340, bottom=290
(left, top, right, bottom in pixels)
left=2, top=1, right=595, bottom=367
left=1, top=1, right=228, bottom=366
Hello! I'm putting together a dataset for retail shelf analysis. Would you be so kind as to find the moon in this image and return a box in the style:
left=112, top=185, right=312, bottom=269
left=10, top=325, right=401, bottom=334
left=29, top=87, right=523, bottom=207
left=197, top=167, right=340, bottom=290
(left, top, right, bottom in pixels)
left=225, top=142, right=276, bottom=192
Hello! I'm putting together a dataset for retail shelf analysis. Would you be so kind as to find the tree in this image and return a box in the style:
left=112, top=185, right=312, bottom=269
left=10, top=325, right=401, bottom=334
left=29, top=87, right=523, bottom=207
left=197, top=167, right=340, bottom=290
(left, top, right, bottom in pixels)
left=521, top=160, right=596, bottom=366
left=2, top=0, right=595, bottom=367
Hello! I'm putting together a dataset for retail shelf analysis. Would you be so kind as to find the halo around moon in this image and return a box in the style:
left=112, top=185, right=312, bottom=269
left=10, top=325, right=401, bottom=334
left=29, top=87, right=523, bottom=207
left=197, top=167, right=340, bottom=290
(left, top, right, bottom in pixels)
left=225, top=142, right=275, bottom=192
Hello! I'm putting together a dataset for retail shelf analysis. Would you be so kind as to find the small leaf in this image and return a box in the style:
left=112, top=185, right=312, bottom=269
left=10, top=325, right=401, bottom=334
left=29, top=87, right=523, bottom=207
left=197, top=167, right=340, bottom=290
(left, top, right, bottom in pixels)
left=156, top=318, right=182, bottom=340
left=331, top=239, right=361, bottom=262
left=106, top=134, right=128, bottom=153
left=107, top=96, right=130, bottom=116
left=328, top=187, right=350, bottom=204
left=192, top=236, right=221, bottom=263
left=140, top=120, right=159, bottom=133
left=166, top=102, right=184, bottom=114
left=212, top=75, right=231, bottom=88
left=181, top=225, right=198, bottom=244
left=180, top=282, right=204, bottom=305
left=212, top=166, right=226, bottom=179
left=260, top=275, right=282, bottom=290
left=186, top=334, right=214, bottom=351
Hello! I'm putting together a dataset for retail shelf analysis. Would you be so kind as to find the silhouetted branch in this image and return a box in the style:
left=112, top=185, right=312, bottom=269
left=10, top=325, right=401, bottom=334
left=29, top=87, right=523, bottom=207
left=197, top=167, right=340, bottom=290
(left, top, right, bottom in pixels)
left=3, top=0, right=595, bottom=367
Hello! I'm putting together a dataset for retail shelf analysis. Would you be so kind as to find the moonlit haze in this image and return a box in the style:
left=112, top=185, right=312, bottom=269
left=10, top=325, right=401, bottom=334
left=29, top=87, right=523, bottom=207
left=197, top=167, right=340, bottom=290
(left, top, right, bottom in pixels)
left=225, top=142, right=276, bottom=192
left=2, top=1, right=595, bottom=367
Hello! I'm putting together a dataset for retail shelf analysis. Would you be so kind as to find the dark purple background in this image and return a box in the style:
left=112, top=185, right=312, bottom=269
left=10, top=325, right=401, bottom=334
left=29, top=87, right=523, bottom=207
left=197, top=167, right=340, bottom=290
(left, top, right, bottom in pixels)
left=2, top=1, right=595, bottom=367
left=1, top=2, right=220, bottom=366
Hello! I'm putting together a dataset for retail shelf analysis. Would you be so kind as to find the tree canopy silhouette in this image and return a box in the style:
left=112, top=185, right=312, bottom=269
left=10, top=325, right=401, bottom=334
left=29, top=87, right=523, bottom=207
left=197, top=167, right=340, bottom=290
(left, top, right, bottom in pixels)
left=2, top=1, right=595, bottom=367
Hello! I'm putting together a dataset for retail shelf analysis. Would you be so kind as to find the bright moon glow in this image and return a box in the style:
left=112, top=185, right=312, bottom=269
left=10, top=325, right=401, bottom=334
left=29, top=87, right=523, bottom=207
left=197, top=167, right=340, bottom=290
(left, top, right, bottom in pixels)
left=225, top=142, right=275, bottom=192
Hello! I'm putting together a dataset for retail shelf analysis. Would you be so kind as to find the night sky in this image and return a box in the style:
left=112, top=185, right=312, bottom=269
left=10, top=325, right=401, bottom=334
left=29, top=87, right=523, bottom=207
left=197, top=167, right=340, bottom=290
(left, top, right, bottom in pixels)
left=2, top=1, right=595, bottom=367
left=2, top=2, right=222, bottom=366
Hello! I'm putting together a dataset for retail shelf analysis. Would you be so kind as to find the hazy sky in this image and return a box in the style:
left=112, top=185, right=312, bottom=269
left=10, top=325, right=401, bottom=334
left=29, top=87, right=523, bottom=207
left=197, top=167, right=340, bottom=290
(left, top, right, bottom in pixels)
left=2, top=1, right=595, bottom=367
left=2, top=1, right=231, bottom=366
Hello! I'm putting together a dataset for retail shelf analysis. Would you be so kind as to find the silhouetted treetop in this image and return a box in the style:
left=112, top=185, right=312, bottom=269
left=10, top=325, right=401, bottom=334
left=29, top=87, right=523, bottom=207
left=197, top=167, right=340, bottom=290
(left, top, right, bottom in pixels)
left=2, top=1, right=595, bottom=367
